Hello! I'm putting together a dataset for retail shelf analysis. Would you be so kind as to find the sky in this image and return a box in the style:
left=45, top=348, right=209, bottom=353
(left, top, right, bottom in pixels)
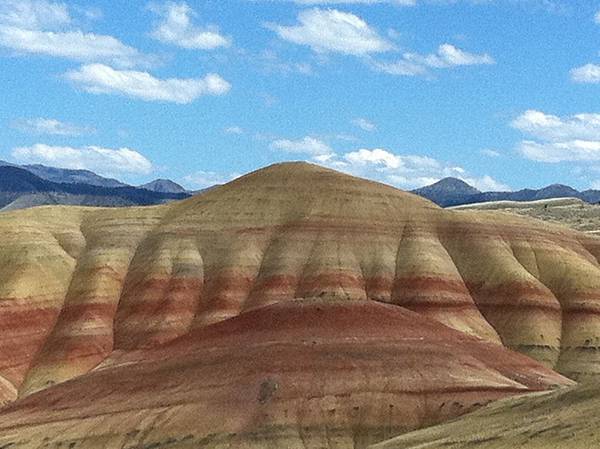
left=2, top=0, right=600, bottom=191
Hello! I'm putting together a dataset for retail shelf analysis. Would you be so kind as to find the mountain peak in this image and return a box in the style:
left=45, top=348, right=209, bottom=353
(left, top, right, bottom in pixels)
left=420, top=177, right=481, bottom=195
left=139, top=178, right=187, bottom=194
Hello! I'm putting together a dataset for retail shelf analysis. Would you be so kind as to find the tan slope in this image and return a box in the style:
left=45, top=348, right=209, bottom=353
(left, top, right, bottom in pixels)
left=1, top=162, right=600, bottom=401
left=370, top=382, right=600, bottom=449
left=452, top=197, right=600, bottom=234
left=0, top=300, right=572, bottom=449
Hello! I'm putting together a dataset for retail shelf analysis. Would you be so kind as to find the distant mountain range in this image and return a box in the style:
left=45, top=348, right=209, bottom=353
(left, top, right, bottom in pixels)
left=3, top=159, right=599, bottom=212
left=0, top=161, right=191, bottom=211
left=412, top=177, right=600, bottom=207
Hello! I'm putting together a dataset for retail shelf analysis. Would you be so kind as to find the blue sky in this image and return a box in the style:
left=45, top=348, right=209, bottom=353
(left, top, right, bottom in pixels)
left=2, top=0, right=600, bottom=191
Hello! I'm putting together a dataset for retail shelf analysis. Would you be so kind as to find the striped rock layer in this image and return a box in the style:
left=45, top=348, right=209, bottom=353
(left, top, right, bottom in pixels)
left=0, top=300, right=572, bottom=449
left=1, top=162, right=600, bottom=400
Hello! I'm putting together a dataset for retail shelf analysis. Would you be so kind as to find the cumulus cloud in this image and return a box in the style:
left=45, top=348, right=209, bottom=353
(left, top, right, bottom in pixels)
left=12, top=117, right=95, bottom=136
left=0, top=0, right=70, bottom=29
left=0, top=0, right=150, bottom=68
left=352, top=117, right=376, bottom=131
left=270, top=136, right=335, bottom=156
left=183, top=170, right=241, bottom=188
left=570, top=63, right=600, bottom=84
left=512, top=110, right=600, bottom=163
left=327, top=147, right=508, bottom=190
left=65, top=63, right=231, bottom=104
left=271, top=135, right=507, bottom=190
left=268, top=8, right=393, bottom=55
left=0, top=27, right=151, bottom=67
left=462, top=175, right=509, bottom=191
left=372, top=43, right=494, bottom=76
left=12, top=143, right=153, bottom=175
left=512, top=110, right=600, bottom=142
left=518, top=140, right=600, bottom=163
left=149, top=1, right=230, bottom=50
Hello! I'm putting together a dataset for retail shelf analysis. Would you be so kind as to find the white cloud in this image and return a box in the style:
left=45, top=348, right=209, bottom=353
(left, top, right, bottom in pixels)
left=461, top=174, right=508, bottom=191
left=270, top=136, right=335, bottom=156
left=268, top=8, right=393, bottom=55
left=595, top=10, right=600, bottom=24
left=224, top=126, right=244, bottom=135
left=0, top=26, right=150, bottom=67
left=0, top=0, right=150, bottom=68
left=12, top=117, right=95, bottom=136
left=0, top=0, right=69, bottom=29
left=421, top=43, right=494, bottom=67
left=65, top=63, right=231, bottom=104
left=149, top=1, right=230, bottom=50
left=333, top=148, right=508, bottom=190
left=352, top=117, right=377, bottom=131
left=344, top=148, right=404, bottom=169
left=372, top=43, right=494, bottom=76
left=518, top=140, right=600, bottom=163
left=12, top=143, right=153, bottom=174
left=273, top=141, right=507, bottom=190
left=570, top=63, right=600, bottom=84
left=183, top=170, right=240, bottom=188
left=512, top=110, right=600, bottom=142
left=512, top=110, right=600, bottom=163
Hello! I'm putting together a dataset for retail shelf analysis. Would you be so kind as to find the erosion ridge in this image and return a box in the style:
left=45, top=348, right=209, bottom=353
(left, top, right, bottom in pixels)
left=1, top=161, right=600, bottom=400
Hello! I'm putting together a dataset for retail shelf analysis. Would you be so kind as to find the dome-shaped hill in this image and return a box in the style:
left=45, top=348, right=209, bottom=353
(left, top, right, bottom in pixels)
left=168, top=161, right=438, bottom=225
left=0, top=300, right=571, bottom=449
left=1, top=161, right=600, bottom=401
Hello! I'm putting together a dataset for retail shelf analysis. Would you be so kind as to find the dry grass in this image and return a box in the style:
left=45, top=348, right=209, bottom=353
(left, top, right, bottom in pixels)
left=451, top=197, right=600, bottom=234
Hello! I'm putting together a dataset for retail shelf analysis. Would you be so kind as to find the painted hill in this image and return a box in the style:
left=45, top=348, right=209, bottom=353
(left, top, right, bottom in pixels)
left=0, top=162, right=598, bottom=447
left=0, top=166, right=190, bottom=210
left=412, top=177, right=600, bottom=207
left=0, top=299, right=570, bottom=449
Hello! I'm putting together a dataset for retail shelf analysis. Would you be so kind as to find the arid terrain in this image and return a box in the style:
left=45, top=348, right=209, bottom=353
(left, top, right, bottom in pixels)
left=452, top=197, right=600, bottom=234
left=0, top=163, right=599, bottom=448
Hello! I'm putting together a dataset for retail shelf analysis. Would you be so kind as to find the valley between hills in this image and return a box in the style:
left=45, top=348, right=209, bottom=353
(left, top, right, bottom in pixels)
left=0, top=162, right=600, bottom=448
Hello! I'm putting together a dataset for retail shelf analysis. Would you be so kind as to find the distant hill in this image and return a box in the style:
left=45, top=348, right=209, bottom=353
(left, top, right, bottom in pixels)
left=412, top=177, right=480, bottom=206
left=0, top=166, right=190, bottom=211
left=412, top=177, right=600, bottom=207
left=23, top=164, right=127, bottom=188
left=139, top=178, right=188, bottom=194
left=452, top=197, right=600, bottom=234
left=0, top=160, right=127, bottom=187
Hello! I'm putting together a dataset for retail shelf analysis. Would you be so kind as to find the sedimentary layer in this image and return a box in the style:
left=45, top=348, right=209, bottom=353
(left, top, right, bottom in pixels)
left=1, top=161, right=600, bottom=401
left=0, top=300, right=571, bottom=449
